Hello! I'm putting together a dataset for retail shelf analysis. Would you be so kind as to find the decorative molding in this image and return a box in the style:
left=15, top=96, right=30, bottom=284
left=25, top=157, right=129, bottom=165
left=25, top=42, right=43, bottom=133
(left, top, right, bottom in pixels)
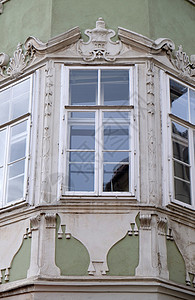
left=157, top=218, right=167, bottom=235
left=40, top=60, right=55, bottom=203
left=146, top=60, right=157, bottom=202
left=0, top=0, right=10, bottom=14
left=88, top=261, right=108, bottom=276
left=167, top=45, right=195, bottom=78
left=45, top=213, right=57, bottom=228
left=78, top=17, right=122, bottom=61
left=139, top=214, right=152, bottom=230
left=30, top=215, right=41, bottom=231
left=0, top=43, right=35, bottom=79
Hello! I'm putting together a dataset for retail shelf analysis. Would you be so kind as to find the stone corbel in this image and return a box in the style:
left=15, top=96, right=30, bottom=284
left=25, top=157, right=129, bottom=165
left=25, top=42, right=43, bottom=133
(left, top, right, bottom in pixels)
left=136, top=214, right=169, bottom=279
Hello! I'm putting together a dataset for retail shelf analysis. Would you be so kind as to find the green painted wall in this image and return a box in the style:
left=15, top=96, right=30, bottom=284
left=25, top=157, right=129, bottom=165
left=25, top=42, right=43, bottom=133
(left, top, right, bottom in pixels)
left=9, top=236, right=31, bottom=282
left=107, top=234, right=139, bottom=276
left=55, top=216, right=90, bottom=276
left=0, top=0, right=194, bottom=57
left=0, top=0, right=52, bottom=56
left=167, top=240, right=186, bottom=285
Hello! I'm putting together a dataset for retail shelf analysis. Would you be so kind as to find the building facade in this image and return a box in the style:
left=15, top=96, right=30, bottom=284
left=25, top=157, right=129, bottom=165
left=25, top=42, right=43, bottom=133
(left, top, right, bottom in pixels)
left=0, top=1, right=194, bottom=299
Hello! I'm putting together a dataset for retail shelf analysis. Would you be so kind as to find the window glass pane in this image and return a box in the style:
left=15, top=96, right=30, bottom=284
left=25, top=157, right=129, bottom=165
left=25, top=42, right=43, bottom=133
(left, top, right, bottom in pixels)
left=0, top=167, right=3, bottom=202
left=0, top=129, right=6, bottom=166
left=12, top=78, right=30, bottom=96
left=174, top=161, right=190, bottom=182
left=69, top=163, right=94, bottom=191
left=172, top=122, right=189, bottom=163
left=103, top=163, right=129, bottom=192
left=7, top=175, right=24, bottom=203
left=11, top=92, right=30, bottom=119
left=170, top=79, right=188, bottom=121
left=69, top=111, right=95, bottom=119
left=0, top=89, right=10, bottom=125
left=190, top=89, right=195, bottom=124
left=174, top=178, right=191, bottom=204
left=70, top=125, right=95, bottom=150
left=103, top=111, right=130, bottom=119
left=8, top=160, right=25, bottom=179
left=69, top=152, right=94, bottom=163
left=9, top=121, right=27, bottom=163
left=69, top=70, right=98, bottom=105
left=101, top=70, right=129, bottom=105
left=104, top=125, right=129, bottom=150
left=104, top=151, right=129, bottom=163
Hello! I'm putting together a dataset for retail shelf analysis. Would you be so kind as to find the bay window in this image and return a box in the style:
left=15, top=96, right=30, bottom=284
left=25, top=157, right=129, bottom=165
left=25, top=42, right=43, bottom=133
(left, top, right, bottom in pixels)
left=0, top=78, right=32, bottom=207
left=61, top=67, right=136, bottom=195
left=169, top=79, right=195, bottom=205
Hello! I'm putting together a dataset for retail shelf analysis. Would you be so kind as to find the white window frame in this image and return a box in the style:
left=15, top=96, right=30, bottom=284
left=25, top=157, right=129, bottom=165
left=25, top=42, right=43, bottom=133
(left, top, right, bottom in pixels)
left=59, top=65, right=139, bottom=198
left=0, top=76, right=33, bottom=208
left=161, top=71, right=195, bottom=209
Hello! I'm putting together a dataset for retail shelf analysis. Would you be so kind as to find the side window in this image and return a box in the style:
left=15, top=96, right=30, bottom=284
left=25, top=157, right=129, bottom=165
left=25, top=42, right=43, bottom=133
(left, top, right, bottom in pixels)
left=0, top=78, right=32, bottom=207
left=62, top=67, right=136, bottom=195
left=169, top=79, right=195, bottom=205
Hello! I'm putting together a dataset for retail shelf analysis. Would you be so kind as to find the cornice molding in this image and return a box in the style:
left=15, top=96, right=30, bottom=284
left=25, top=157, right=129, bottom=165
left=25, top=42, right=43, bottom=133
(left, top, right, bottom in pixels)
left=0, top=18, right=194, bottom=81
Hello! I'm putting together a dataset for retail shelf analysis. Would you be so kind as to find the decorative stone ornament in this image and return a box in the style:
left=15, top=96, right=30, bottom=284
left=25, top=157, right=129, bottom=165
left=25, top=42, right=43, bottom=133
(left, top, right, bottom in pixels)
left=0, top=0, right=10, bottom=14
left=77, top=17, right=122, bottom=61
left=168, top=45, right=195, bottom=77
left=0, top=43, right=35, bottom=79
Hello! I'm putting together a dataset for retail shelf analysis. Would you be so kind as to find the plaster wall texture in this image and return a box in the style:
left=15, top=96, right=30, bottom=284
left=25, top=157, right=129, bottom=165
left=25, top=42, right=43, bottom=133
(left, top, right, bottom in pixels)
left=0, top=0, right=194, bottom=56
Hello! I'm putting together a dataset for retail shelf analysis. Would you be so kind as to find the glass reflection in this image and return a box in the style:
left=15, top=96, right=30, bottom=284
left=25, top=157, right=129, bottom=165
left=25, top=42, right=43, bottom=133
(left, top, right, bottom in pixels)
left=174, top=161, right=190, bottom=182
left=103, top=111, right=130, bottom=119
left=70, top=126, right=95, bottom=150
left=69, top=70, right=98, bottom=105
left=69, top=152, right=94, bottom=163
left=103, top=163, right=129, bottom=192
left=101, top=70, right=129, bottom=105
left=104, top=152, right=129, bottom=162
left=0, top=168, right=3, bottom=202
left=172, top=122, right=189, bottom=163
left=69, top=163, right=94, bottom=191
left=174, top=178, right=191, bottom=204
left=170, top=79, right=188, bottom=121
left=104, top=126, right=129, bottom=150
left=190, top=89, right=195, bottom=124
left=7, top=175, right=24, bottom=203
left=0, top=130, right=6, bottom=166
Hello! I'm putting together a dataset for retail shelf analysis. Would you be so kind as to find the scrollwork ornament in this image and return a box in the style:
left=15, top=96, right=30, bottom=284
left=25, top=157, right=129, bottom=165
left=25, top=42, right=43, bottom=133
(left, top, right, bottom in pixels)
left=30, top=215, right=41, bottom=231
left=78, top=17, right=122, bottom=62
left=0, top=42, right=35, bottom=79
left=139, top=214, right=152, bottom=230
left=168, top=45, right=195, bottom=78
left=45, top=213, right=57, bottom=228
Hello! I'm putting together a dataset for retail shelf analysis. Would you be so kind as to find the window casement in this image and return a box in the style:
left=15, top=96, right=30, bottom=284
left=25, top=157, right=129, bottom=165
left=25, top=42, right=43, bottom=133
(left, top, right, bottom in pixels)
left=0, top=77, right=32, bottom=207
left=168, top=78, right=195, bottom=207
left=60, top=66, right=137, bottom=196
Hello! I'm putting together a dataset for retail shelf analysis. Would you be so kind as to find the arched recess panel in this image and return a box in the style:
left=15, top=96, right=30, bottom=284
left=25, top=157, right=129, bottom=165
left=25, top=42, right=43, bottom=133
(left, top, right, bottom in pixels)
left=107, top=233, right=139, bottom=276
left=8, top=237, right=31, bottom=283
left=167, top=239, right=186, bottom=285
left=55, top=215, right=90, bottom=276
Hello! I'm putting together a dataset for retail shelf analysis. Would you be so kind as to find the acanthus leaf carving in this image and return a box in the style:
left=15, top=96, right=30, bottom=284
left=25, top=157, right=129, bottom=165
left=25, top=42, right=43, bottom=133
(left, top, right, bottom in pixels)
left=167, top=45, right=195, bottom=78
left=0, top=42, right=36, bottom=79
left=77, top=17, right=122, bottom=62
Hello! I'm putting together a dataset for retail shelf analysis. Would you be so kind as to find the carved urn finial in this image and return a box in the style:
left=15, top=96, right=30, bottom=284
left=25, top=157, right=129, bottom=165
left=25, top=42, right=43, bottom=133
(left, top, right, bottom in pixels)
left=96, top=17, right=105, bottom=29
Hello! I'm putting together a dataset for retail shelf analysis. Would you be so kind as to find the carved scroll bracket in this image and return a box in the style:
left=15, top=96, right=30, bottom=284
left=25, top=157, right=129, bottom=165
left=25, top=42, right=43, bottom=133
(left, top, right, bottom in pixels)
left=78, top=17, right=122, bottom=62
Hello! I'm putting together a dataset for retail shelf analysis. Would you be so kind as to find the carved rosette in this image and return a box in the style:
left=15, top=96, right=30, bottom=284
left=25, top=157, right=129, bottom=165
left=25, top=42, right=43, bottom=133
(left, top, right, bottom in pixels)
left=41, top=60, right=54, bottom=203
left=77, top=17, right=122, bottom=62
